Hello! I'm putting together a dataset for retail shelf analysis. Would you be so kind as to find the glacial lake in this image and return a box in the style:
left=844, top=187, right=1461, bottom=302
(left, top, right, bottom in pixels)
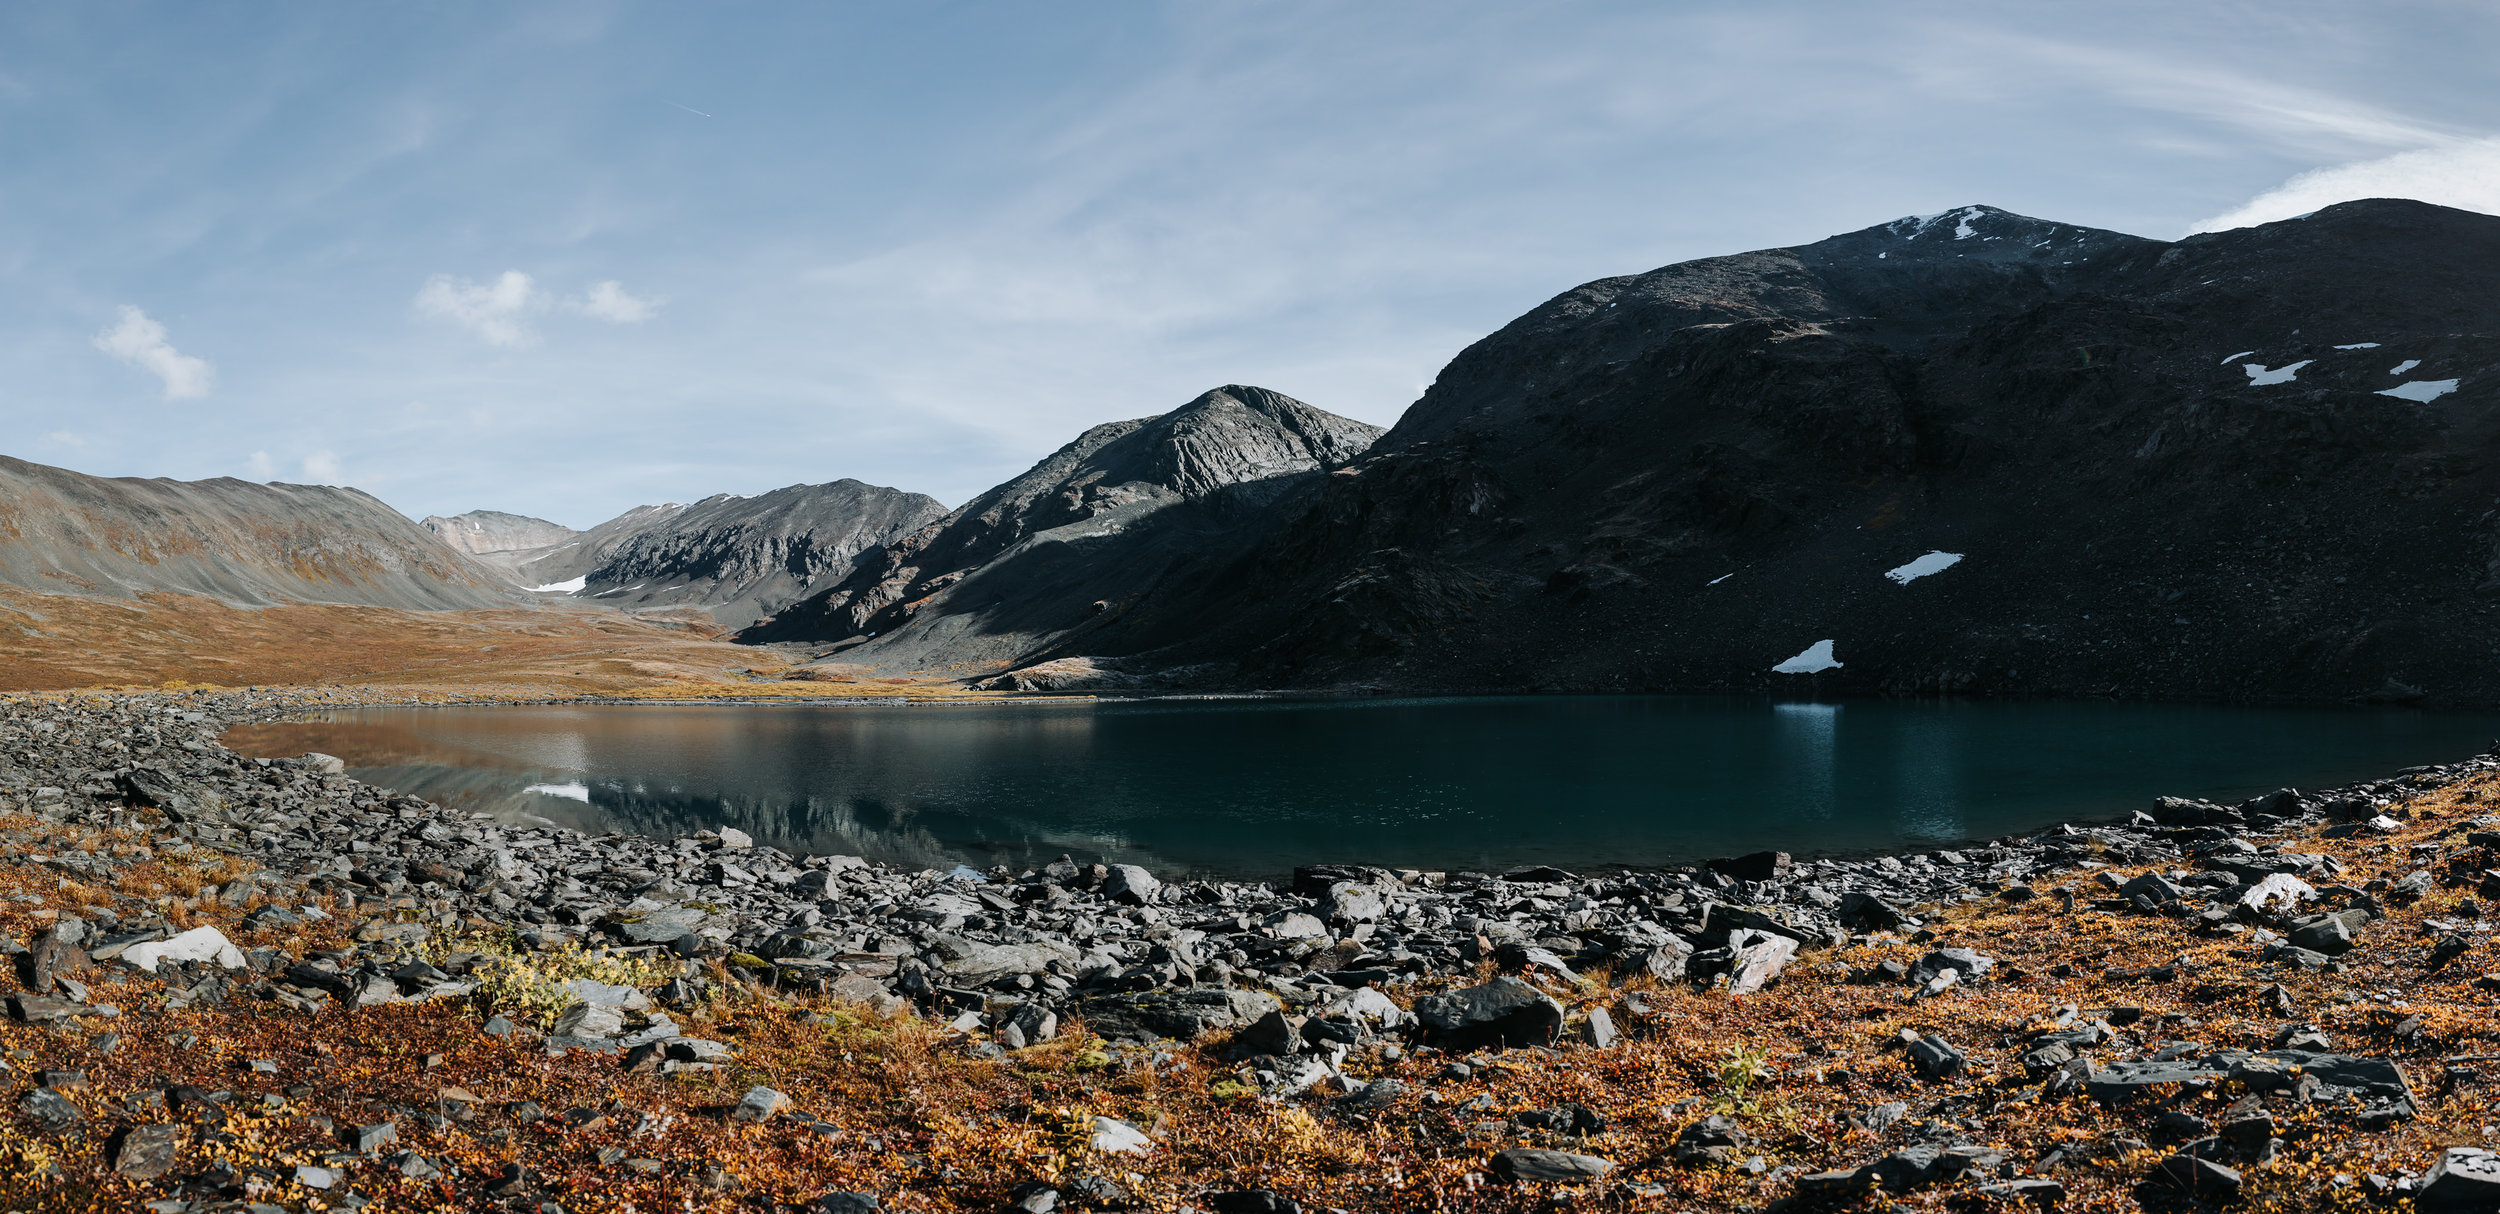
left=222, top=697, right=2500, bottom=879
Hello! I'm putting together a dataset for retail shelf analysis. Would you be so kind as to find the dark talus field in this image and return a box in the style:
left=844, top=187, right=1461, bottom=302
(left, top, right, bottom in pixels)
left=745, top=199, right=2500, bottom=705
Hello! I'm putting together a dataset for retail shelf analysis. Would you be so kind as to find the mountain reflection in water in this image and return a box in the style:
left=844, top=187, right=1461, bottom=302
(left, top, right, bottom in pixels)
left=223, top=697, right=2500, bottom=879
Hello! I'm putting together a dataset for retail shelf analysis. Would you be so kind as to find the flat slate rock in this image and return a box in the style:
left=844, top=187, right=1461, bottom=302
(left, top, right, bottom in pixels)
left=1490, top=1148, right=1612, bottom=1182
left=2419, top=1148, right=2500, bottom=1212
left=1079, top=989, right=1281, bottom=1042
left=111, top=1124, right=179, bottom=1179
left=8, top=995, right=96, bottom=1023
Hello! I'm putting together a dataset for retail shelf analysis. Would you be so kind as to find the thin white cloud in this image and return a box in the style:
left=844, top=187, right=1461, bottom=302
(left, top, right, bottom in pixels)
left=92, top=305, right=215, bottom=399
left=2192, top=136, right=2500, bottom=232
left=1961, top=33, right=2462, bottom=158
left=412, top=270, right=543, bottom=348
left=302, top=451, right=343, bottom=484
left=415, top=272, right=658, bottom=342
left=47, top=431, right=85, bottom=448
left=573, top=280, right=659, bottom=323
left=245, top=451, right=275, bottom=479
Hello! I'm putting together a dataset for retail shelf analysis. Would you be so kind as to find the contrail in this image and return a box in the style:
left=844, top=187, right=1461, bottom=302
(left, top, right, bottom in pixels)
left=669, top=102, right=712, bottom=118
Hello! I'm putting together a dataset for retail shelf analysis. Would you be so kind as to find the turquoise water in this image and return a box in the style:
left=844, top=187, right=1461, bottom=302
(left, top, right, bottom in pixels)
left=230, top=697, right=2500, bottom=878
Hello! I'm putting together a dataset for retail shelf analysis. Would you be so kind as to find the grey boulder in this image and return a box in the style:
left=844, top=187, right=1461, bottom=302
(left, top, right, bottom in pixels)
left=1103, top=864, right=1161, bottom=905
left=1410, top=977, right=1564, bottom=1050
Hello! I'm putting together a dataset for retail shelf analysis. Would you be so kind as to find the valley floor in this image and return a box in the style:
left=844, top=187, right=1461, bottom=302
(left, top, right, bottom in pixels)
left=0, top=589, right=1003, bottom=702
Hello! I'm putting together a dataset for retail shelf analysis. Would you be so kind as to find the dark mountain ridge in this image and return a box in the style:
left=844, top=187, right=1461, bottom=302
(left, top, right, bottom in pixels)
left=451, top=481, right=949, bottom=628
left=747, top=198, right=2500, bottom=705
left=741, top=386, right=1383, bottom=674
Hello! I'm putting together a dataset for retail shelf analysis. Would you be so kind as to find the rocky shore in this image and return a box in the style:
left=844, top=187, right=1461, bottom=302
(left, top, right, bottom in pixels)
left=12, top=687, right=2500, bottom=1211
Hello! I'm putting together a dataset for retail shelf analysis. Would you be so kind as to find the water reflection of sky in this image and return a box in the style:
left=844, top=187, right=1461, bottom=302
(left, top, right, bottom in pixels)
left=222, top=697, right=2500, bottom=879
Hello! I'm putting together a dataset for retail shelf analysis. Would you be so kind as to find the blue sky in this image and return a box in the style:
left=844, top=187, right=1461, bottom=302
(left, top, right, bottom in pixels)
left=6, top=2, right=2498, bottom=526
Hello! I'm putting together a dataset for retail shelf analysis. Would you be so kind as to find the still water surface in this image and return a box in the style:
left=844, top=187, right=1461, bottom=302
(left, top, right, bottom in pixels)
left=223, top=697, right=2500, bottom=879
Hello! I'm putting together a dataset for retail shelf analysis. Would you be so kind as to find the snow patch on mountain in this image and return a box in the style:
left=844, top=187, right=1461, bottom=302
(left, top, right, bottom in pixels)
left=1774, top=640, right=1843, bottom=674
left=2379, top=379, right=2461, bottom=403
left=2244, top=360, right=2312, bottom=385
left=1885, top=551, right=1964, bottom=584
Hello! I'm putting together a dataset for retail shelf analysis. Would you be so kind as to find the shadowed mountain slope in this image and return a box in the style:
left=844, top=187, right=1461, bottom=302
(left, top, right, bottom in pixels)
left=740, top=386, right=1383, bottom=675
left=491, top=481, right=948, bottom=628
left=752, top=199, right=2500, bottom=705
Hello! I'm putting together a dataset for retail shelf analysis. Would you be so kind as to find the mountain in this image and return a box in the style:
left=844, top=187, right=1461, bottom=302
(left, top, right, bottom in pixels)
left=487, top=480, right=948, bottom=627
left=740, top=385, right=1383, bottom=676
left=0, top=456, right=525, bottom=610
left=752, top=199, right=2500, bottom=705
left=421, top=510, right=579, bottom=563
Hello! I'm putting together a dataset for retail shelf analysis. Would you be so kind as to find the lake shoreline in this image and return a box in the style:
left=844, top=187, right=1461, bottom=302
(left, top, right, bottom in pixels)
left=10, top=683, right=2500, bottom=1208
left=218, top=688, right=2500, bottom=883
left=11, top=685, right=2467, bottom=1007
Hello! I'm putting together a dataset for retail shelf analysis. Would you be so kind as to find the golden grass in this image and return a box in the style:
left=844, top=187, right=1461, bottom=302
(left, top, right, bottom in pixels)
left=0, top=587, right=1034, bottom=702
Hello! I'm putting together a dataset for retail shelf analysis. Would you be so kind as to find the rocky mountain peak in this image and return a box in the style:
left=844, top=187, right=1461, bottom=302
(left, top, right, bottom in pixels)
left=421, top=510, right=578, bottom=556
left=738, top=385, right=1384, bottom=649
left=477, top=480, right=946, bottom=627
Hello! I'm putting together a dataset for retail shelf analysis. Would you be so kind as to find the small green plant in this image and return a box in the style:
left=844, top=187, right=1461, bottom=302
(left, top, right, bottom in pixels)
left=456, top=933, right=684, bottom=1030
left=1712, top=1045, right=1781, bottom=1120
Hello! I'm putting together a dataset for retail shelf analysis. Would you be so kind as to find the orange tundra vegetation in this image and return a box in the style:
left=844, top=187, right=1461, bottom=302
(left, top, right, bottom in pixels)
left=0, top=588, right=1005, bottom=700
left=9, top=731, right=2500, bottom=1210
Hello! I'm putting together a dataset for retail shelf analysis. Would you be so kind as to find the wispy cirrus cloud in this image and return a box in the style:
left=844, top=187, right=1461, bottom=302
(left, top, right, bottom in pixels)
left=92, top=305, right=214, bottom=399
left=1970, top=34, right=2463, bottom=157
left=2193, top=135, right=2500, bottom=232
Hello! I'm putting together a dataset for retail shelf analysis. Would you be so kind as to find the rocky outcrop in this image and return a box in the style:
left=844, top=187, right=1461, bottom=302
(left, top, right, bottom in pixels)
left=484, top=481, right=946, bottom=627
left=741, top=386, right=1382, bottom=674
left=0, top=455, right=525, bottom=610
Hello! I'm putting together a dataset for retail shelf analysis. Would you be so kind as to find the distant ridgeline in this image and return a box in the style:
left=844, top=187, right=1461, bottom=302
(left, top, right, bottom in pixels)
left=425, top=480, right=946, bottom=629
left=0, top=456, right=523, bottom=610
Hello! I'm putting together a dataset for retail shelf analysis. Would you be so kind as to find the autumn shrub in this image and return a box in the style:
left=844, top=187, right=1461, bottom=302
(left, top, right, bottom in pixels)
left=457, top=933, right=686, bottom=1030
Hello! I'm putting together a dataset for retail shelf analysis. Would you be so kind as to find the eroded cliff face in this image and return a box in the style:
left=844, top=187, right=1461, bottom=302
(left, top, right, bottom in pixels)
left=484, top=482, right=947, bottom=628
left=0, top=457, right=525, bottom=610
left=749, top=199, right=2500, bottom=705
left=740, top=386, right=1383, bottom=672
